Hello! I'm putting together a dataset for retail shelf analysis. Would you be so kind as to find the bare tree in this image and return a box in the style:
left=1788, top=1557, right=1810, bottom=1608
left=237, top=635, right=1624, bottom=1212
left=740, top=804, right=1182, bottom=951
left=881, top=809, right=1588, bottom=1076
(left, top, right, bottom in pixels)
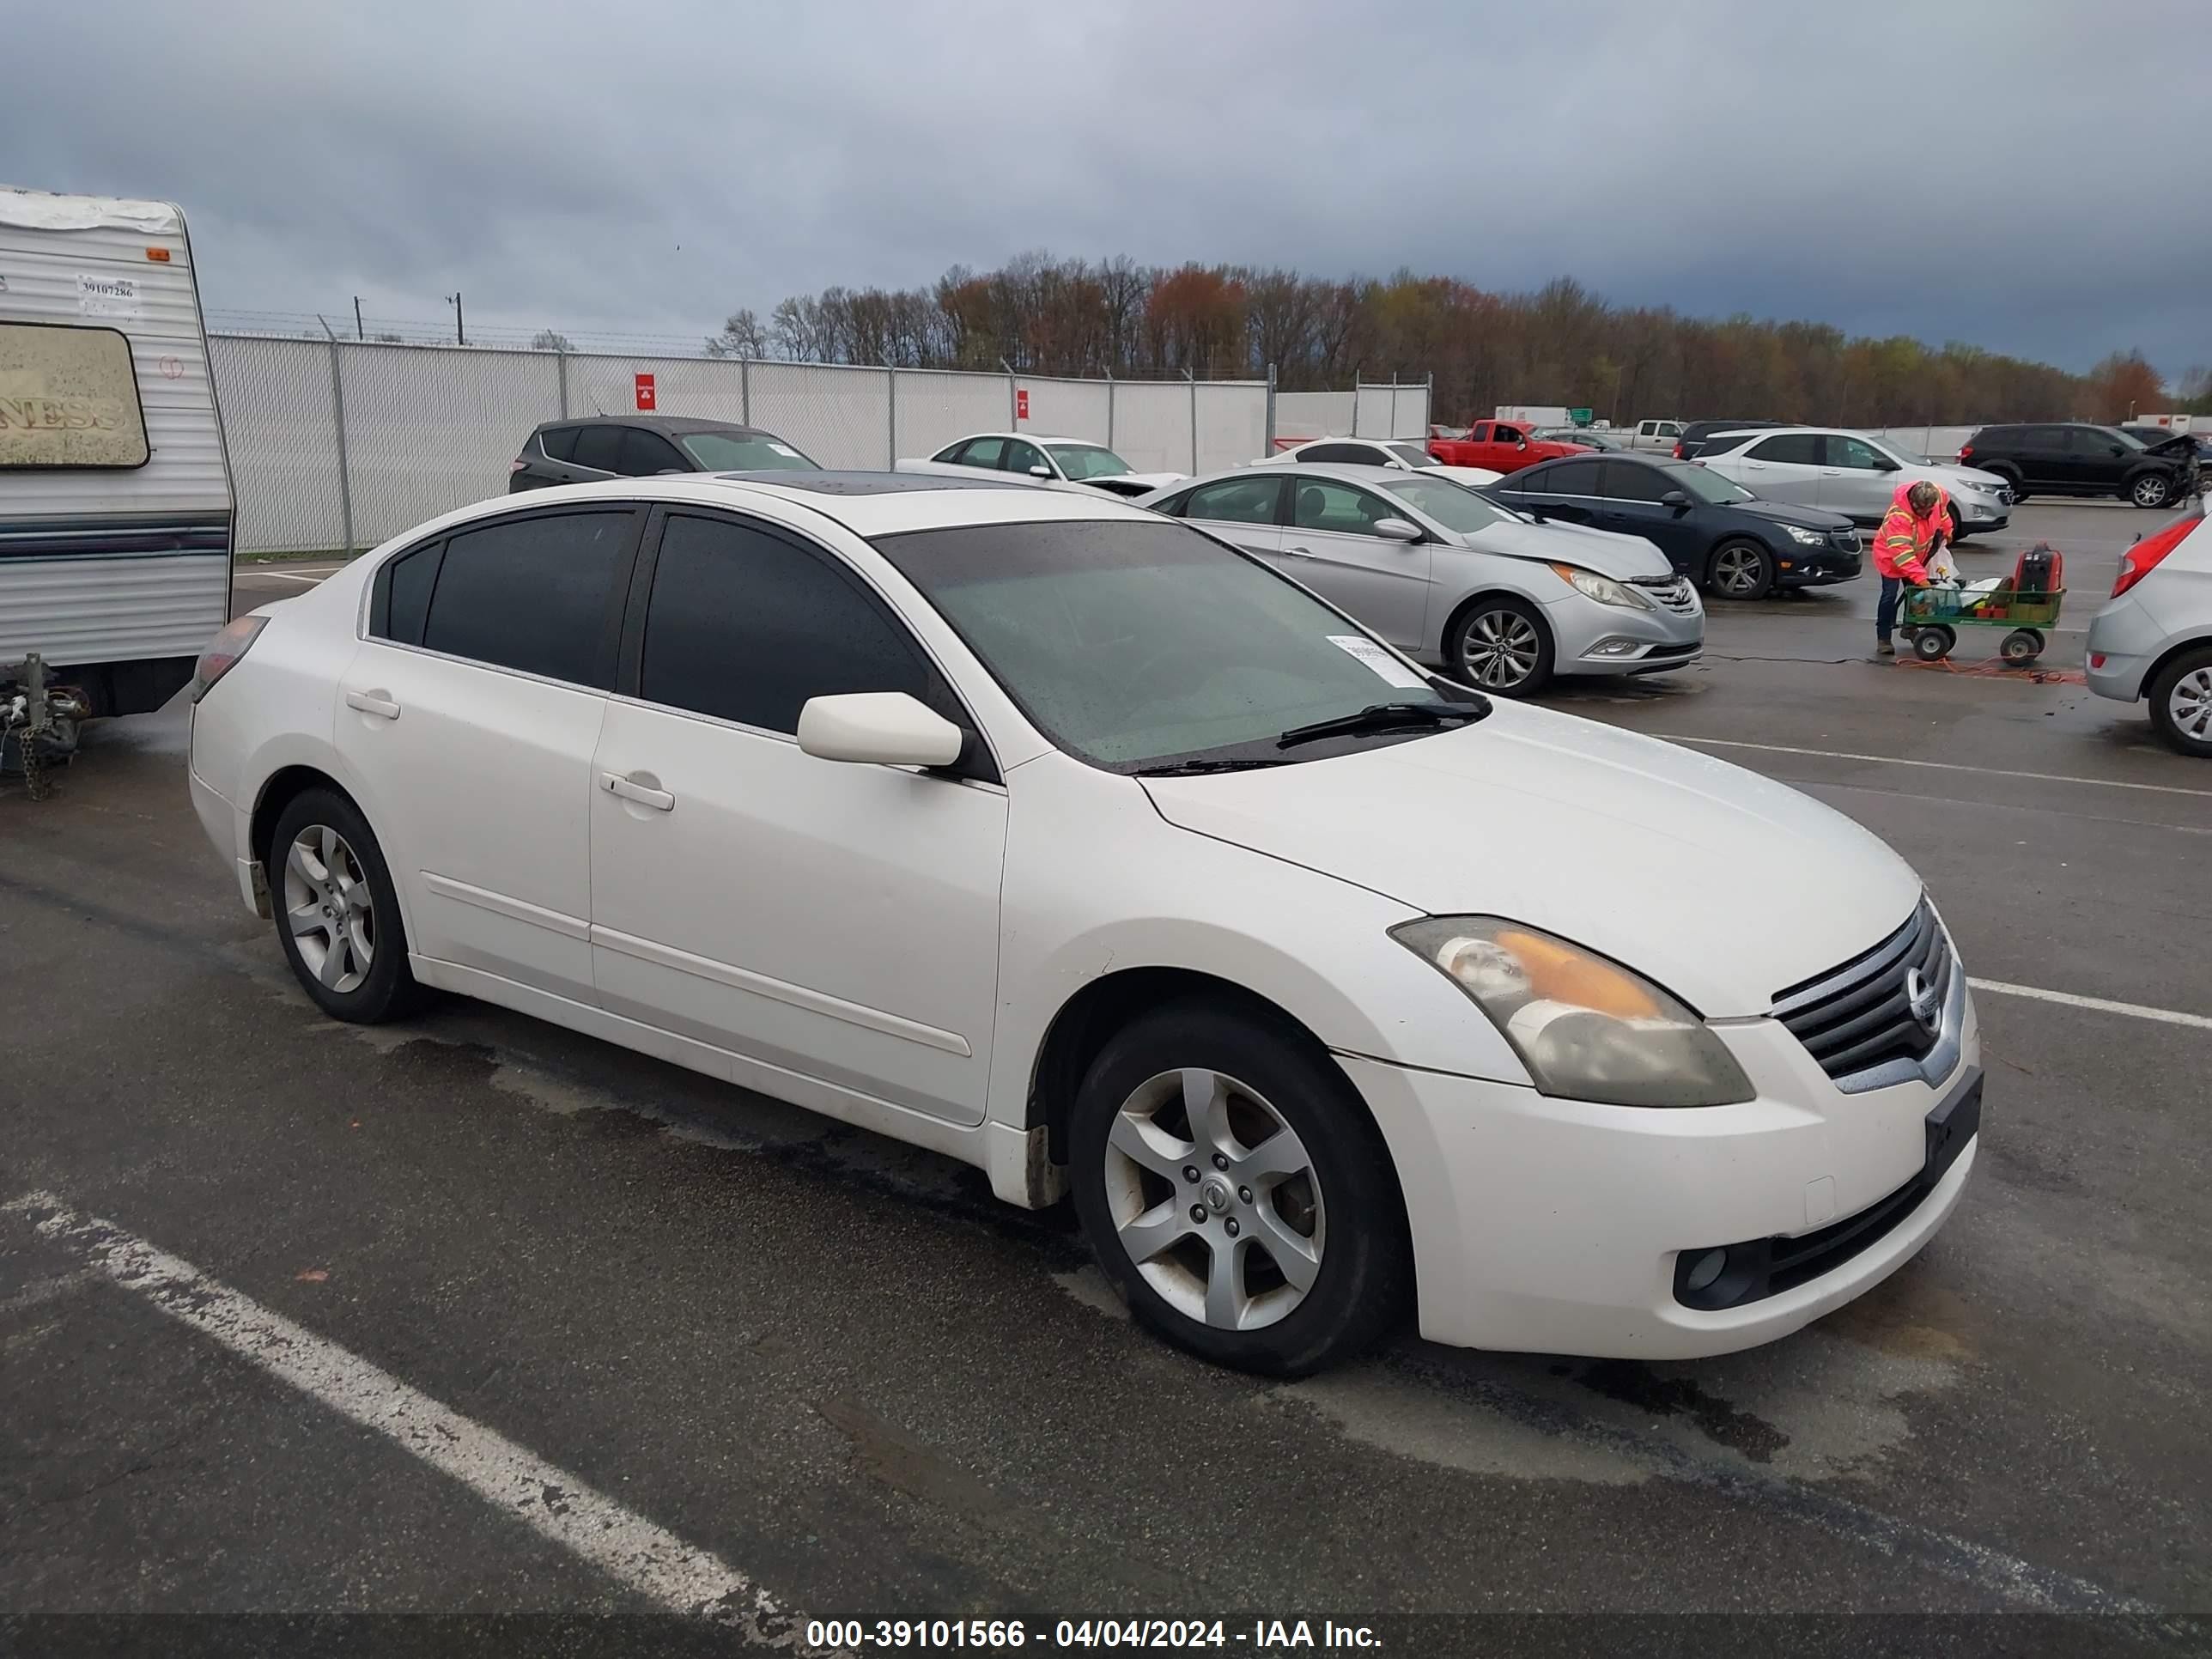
left=529, top=329, right=576, bottom=352
left=704, top=309, right=767, bottom=359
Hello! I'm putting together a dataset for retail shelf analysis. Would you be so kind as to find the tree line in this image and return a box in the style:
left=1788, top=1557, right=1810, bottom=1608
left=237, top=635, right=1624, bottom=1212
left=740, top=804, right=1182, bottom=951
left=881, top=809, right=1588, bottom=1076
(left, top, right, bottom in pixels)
left=705, top=252, right=2190, bottom=428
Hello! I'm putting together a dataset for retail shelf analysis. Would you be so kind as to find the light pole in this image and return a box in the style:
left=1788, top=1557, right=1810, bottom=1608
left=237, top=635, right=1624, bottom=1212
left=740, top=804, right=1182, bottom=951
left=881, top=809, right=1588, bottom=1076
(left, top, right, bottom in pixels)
left=445, top=291, right=465, bottom=347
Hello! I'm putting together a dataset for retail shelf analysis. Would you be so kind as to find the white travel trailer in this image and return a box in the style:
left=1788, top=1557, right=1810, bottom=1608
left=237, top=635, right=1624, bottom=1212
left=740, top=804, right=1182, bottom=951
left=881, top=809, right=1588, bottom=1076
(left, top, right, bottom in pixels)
left=2, top=187, right=233, bottom=728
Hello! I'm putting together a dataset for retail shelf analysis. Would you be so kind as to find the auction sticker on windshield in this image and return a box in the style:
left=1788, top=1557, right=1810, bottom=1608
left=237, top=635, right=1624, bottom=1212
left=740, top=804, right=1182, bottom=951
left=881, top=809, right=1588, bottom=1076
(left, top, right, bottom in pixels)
left=1327, top=635, right=1427, bottom=689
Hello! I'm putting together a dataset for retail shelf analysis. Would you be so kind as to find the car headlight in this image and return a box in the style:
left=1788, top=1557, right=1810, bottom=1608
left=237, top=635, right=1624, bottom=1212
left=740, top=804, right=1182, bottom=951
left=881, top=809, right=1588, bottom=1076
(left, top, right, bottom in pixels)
left=1784, top=525, right=1827, bottom=546
left=1390, top=917, right=1756, bottom=1107
left=1547, top=563, right=1654, bottom=609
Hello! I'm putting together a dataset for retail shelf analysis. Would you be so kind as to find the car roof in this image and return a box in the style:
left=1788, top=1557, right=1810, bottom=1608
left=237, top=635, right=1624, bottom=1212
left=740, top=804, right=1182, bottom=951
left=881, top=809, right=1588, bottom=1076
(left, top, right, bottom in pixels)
left=532, top=415, right=784, bottom=437
left=437, top=471, right=1160, bottom=541
left=945, top=432, right=1109, bottom=446
left=1186, top=462, right=1418, bottom=489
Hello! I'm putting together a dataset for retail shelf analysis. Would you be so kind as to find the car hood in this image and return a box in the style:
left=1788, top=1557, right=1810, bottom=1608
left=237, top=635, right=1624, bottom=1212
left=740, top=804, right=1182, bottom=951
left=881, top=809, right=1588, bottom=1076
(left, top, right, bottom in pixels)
left=1918, top=463, right=2009, bottom=493
left=1459, top=515, right=1674, bottom=580
left=1729, top=499, right=1856, bottom=532
left=1140, top=702, right=1920, bottom=1017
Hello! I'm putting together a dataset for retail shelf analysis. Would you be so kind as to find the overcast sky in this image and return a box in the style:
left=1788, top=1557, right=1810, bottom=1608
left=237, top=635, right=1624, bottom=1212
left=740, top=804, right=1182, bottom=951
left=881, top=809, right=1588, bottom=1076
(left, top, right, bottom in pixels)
left=7, top=0, right=2203, bottom=377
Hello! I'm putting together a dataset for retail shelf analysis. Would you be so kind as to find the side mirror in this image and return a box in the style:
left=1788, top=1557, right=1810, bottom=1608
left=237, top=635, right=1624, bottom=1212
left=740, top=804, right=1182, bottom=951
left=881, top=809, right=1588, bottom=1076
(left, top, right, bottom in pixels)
left=1661, top=489, right=1690, bottom=509
left=1874, top=456, right=1900, bottom=472
left=1371, top=517, right=1424, bottom=542
left=797, top=692, right=963, bottom=769
left=1029, top=464, right=1054, bottom=479
left=2110, top=446, right=2124, bottom=457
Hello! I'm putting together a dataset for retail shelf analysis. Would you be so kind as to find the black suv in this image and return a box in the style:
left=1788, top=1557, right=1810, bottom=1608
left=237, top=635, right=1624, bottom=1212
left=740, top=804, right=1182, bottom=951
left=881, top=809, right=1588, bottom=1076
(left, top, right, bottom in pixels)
left=509, top=416, right=819, bottom=492
left=1672, top=418, right=1784, bottom=459
left=1958, top=422, right=2195, bottom=508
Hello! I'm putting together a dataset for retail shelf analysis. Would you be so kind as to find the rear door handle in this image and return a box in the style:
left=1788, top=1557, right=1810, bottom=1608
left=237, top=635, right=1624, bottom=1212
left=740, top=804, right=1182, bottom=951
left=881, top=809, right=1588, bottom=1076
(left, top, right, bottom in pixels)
left=601, top=771, right=675, bottom=811
left=344, top=690, right=401, bottom=720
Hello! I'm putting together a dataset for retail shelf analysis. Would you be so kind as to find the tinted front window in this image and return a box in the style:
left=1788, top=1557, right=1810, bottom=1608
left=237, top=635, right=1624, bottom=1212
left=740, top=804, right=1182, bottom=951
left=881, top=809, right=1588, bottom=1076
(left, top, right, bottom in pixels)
left=1747, top=433, right=1820, bottom=465
left=1004, top=441, right=1048, bottom=475
left=420, top=510, right=634, bottom=687
left=1826, top=435, right=1889, bottom=471
left=1183, top=476, right=1284, bottom=525
left=618, top=428, right=688, bottom=477
left=1527, top=459, right=1602, bottom=495
left=1380, top=476, right=1515, bottom=533
left=1291, top=479, right=1398, bottom=536
left=1601, top=461, right=1668, bottom=502
left=874, top=520, right=1475, bottom=771
left=640, top=514, right=932, bottom=734
left=679, top=430, right=819, bottom=471
left=1047, top=444, right=1133, bottom=480
left=570, top=425, right=623, bottom=472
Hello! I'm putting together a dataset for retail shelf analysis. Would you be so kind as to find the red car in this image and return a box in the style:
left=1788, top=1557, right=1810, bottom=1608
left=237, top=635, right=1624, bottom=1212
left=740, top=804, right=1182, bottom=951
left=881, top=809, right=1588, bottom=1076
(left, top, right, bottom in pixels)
left=1428, top=418, right=1592, bottom=476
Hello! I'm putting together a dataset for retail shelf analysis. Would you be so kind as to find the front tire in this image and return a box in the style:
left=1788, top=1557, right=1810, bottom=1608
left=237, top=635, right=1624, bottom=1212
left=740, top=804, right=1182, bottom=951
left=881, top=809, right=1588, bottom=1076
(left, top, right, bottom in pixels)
left=1946, top=506, right=1971, bottom=544
left=269, top=787, right=424, bottom=1024
left=2148, top=646, right=2212, bottom=757
left=1445, top=596, right=1554, bottom=695
left=1708, top=538, right=1774, bottom=600
left=2130, top=472, right=2173, bottom=509
left=1068, top=1000, right=1413, bottom=1376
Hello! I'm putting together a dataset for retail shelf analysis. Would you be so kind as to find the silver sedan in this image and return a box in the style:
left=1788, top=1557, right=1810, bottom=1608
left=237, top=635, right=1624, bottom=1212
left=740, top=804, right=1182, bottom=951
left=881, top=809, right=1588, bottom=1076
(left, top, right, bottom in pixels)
left=1139, top=464, right=1702, bottom=695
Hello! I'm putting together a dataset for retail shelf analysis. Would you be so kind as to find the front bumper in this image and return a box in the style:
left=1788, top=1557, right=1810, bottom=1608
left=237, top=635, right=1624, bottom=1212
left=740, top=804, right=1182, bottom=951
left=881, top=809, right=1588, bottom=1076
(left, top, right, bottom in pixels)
left=1551, top=585, right=1705, bottom=677
left=1775, top=547, right=1863, bottom=587
left=1338, top=977, right=1981, bottom=1359
left=2083, top=593, right=2166, bottom=702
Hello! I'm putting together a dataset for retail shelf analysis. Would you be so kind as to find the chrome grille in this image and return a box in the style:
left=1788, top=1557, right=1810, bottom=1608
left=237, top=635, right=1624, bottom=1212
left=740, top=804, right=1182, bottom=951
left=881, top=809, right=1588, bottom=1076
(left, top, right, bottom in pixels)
left=1772, top=901, right=1951, bottom=1085
left=1629, top=575, right=1700, bottom=614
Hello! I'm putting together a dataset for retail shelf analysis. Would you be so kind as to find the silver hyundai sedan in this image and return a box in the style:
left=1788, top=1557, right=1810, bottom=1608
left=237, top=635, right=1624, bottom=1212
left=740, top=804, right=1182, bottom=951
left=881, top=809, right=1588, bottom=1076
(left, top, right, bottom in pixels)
left=1141, top=465, right=1702, bottom=694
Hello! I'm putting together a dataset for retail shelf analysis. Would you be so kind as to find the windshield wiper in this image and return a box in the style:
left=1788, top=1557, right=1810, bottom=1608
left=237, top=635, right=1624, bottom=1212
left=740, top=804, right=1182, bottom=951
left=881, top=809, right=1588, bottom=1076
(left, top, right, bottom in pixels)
left=1133, top=756, right=1294, bottom=777
left=1275, top=699, right=1486, bottom=750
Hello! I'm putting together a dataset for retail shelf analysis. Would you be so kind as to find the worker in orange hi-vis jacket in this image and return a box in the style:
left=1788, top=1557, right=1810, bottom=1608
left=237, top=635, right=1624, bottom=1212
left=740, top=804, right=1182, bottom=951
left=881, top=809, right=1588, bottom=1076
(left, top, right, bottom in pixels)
left=1873, top=478, right=1948, bottom=656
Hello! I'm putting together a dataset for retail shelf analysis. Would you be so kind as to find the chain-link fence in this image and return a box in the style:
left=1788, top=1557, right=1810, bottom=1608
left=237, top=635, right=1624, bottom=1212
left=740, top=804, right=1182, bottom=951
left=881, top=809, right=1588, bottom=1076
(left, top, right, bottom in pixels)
left=1270, top=383, right=1433, bottom=450
left=206, top=335, right=1412, bottom=555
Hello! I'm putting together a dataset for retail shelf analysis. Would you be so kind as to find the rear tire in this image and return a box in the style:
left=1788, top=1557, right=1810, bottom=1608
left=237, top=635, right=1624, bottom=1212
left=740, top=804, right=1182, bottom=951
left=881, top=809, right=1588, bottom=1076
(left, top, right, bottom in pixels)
left=2000, top=629, right=2043, bottom=665
left=268, top=787, right=425, bottom=1024
left=1445, top=596, right=1554, bottom=695
left=2148, top=646, right=2212, bottom=757
left=1068, top=1000, right=1413, bottom=1376
left=1707, top=538, right=1774, bottom=600
left=1946, top=506, right=1971, bottom=544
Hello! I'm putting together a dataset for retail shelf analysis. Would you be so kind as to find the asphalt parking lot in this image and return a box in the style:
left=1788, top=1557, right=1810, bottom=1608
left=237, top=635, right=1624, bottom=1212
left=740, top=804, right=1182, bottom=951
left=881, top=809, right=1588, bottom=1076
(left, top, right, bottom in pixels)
left=3, top=499, right=2207, bottom=1653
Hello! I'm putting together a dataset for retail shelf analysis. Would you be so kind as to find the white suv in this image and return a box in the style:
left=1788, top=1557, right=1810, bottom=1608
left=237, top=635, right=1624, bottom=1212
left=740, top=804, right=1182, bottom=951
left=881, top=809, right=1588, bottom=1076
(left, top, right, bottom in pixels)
left=1698, top=427, right=2014, bottom=540
left=2085, top=508, right=2212, bottom=757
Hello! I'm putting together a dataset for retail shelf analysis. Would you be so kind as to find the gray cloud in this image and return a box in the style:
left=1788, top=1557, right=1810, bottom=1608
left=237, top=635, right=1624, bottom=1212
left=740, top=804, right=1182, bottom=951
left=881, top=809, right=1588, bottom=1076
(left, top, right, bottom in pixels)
left=6, top=0, right=2203, bottom=376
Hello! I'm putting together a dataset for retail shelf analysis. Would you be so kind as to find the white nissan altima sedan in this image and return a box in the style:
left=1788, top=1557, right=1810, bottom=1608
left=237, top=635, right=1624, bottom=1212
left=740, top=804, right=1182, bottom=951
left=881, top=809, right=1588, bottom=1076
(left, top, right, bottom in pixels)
left=187, top=471, right=1981, bottom=1375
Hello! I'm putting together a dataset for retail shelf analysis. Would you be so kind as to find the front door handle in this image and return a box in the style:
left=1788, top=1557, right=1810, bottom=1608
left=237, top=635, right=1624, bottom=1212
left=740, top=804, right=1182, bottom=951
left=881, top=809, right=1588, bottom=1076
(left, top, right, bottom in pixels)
left=1284, top=544, right=1316, bottom=558
left=344, top=689, right=401, bottom=720
left=602, top=771, right=675, bottom=811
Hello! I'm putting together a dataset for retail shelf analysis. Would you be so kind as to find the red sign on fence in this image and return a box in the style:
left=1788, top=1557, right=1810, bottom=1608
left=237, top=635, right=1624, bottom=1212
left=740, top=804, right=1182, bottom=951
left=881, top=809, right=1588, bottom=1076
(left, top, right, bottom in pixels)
left=1016, top=387, right=1029, bottom=421
left=635, top=373, right=656, bottom=411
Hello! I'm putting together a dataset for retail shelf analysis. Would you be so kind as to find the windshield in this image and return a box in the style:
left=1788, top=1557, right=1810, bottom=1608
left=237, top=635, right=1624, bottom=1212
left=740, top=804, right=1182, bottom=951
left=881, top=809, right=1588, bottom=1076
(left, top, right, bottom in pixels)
left=872, top=520, right=1478, bottom=771
left=1668, top=464, right=1754, bottom=505
left=2108, top=428, right=2147, bottom=451
left=680, top=430, right=820, bottom=471
left=1387, top=443, right=1439, bottom=468
left=1046, top=443, right=1134, bottom=479
left=1379, top=475, right=1516, bottom=534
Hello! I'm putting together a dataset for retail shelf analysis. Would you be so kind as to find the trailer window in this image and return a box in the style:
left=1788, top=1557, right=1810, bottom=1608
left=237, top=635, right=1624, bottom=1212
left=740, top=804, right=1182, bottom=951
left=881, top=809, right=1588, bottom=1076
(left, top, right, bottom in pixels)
left=0, top=323, right=150, bottom=469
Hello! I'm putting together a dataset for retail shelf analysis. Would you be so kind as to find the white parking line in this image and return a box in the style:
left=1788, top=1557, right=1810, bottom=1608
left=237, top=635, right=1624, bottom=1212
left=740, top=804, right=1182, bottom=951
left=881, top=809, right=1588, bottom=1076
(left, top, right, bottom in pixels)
left=1657, top=735, right=2212, bottom=799
left=1969, top=979, right=2212, bottom=1032
left=1, top=1191, right=833, bottom=1650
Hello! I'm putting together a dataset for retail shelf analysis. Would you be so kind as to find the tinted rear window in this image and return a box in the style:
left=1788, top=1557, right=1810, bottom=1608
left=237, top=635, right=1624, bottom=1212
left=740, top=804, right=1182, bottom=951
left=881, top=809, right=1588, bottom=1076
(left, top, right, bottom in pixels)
left=571, top=425, right=623, bottom=472
left=538, top=426, right=580, bottom=462
left=420, top=509, right=635, bottom=687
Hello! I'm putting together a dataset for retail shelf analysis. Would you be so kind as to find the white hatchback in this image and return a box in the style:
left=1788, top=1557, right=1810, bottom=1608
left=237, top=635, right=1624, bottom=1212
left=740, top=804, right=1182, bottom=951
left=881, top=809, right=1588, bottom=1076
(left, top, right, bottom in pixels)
left=188, top=472, right=1981, bottom=1374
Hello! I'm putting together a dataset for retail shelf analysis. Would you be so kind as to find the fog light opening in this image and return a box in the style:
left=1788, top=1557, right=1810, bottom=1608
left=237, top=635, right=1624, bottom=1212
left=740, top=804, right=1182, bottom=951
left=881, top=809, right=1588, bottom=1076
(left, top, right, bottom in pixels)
left=1683, top=1248, right=1729, bottom=1294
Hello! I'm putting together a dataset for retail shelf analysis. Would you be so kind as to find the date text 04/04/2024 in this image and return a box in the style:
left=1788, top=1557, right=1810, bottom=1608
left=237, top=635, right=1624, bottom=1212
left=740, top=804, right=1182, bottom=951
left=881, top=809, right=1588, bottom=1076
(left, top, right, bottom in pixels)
left=802, top=1620, right=1382, bottom=1650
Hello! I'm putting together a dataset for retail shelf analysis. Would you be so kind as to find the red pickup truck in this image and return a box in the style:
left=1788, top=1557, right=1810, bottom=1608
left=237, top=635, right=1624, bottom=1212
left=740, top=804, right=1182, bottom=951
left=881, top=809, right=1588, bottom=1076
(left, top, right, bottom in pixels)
left=1428, top=419, right=1591, bottom=476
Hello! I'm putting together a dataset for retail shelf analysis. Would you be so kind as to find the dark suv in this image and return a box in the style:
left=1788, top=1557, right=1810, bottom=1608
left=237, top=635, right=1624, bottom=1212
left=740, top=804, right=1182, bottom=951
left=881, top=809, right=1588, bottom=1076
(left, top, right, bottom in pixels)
left=509, top=416, right=819, bottom=492
left=1958, top=422, right=2195, bottom=508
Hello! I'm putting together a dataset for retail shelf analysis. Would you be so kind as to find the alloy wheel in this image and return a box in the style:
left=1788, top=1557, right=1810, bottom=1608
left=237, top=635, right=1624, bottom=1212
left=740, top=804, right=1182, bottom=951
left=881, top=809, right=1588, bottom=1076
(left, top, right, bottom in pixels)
left=1101, top=1068, right=1326, bottom=1333
left=1461, top=609, right=1541, bottom=689
left=284, top=824, right=375, bottom=994
left=2171, top=667, right=2212, bottom=742
left=1714, top=544, right=1767, bottom=598
left=2134, top=476, right=2170, bottom=507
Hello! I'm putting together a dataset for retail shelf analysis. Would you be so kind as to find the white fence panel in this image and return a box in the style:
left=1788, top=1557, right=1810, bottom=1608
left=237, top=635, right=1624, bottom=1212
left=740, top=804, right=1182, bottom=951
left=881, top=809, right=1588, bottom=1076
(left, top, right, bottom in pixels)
left=566, top=353, right=749, bottom=426
left=1107, top=381, right=1194, bottom=475
left=892, top=370, right=1010, bottom=460
left=1272, top=391, right=1352, bottom=447
left=1197, top=383, right=1268, bottom=471
left=209, top=335, right=346, bottom=554
left=1353, top=383, right=1425, bottom=439
left=749, top=362, right=892, bottom=468
left=338, top=344, right=562, bottom=547
left=1018, top=377, right=1111, bottom=447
